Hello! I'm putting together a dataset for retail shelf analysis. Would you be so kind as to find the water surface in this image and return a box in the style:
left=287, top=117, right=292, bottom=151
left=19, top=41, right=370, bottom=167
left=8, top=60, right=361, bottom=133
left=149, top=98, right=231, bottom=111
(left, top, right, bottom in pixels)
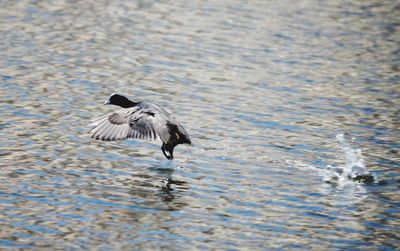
left=0, top=0, right=399, bottom=250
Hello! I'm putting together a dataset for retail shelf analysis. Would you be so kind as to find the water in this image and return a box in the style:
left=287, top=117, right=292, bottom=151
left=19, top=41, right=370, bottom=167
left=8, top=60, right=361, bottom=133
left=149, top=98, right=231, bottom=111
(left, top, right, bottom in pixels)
left=0, top=0, right=399, bottom=250
left=294, top=133, right=376, bottom=184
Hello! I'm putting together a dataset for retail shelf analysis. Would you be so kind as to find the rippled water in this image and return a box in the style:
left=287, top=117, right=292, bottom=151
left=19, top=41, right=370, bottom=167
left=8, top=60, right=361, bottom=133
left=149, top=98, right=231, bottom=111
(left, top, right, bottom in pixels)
left=1, top=0, right=399, bottom=250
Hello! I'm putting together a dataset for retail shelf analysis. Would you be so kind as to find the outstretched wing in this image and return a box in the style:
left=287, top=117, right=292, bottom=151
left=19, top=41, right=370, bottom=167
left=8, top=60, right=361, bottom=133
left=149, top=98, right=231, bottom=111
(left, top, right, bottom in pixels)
left=89, top=107, right=170, bottom=142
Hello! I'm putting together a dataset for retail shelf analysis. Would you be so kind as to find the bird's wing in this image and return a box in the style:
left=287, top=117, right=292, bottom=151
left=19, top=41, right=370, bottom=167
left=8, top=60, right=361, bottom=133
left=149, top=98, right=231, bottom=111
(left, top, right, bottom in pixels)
left=89, top=107, right=170, bottom=142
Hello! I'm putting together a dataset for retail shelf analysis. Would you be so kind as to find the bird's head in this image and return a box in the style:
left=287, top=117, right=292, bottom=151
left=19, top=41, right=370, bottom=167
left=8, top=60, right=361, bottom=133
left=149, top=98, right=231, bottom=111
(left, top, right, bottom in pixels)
left=104, top=93, right=136, bottom=108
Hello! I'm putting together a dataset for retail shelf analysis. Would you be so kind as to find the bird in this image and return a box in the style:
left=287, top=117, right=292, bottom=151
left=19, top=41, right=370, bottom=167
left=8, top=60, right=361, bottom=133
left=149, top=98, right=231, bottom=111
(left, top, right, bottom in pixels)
left=89, top=93, right=191, bottom=160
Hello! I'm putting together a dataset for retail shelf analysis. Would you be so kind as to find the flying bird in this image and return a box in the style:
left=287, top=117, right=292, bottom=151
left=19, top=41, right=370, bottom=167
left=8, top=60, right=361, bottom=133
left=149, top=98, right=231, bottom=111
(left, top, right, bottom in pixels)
left=89, top=94, right=191, bottom=159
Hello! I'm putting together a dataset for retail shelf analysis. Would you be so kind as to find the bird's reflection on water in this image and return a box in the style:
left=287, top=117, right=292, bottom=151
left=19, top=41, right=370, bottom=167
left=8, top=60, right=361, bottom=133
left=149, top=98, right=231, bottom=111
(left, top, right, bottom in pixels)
left=149, top=164, right=189, bottom=203
left=109, top=162, right=191, bottom=211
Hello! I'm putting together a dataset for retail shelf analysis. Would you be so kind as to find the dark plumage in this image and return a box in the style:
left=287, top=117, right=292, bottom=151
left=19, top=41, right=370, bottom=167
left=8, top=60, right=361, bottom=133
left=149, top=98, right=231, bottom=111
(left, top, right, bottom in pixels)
left=89, top=94, right=191, bottom=159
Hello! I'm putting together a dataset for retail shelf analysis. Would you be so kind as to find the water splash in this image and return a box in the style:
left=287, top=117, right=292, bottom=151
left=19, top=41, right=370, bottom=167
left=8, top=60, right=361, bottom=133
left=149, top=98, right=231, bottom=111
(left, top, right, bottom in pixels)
left=330, top=133, right=374, bottom=183
left=285, top=133, right=380, bottom=204
left=290, top=133, right=377, bottom=187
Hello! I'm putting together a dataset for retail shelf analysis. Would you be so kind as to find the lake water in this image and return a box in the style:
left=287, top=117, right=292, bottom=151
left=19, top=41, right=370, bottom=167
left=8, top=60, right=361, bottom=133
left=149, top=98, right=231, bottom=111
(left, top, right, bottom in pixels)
left=0, top=0, right=399, bottom=250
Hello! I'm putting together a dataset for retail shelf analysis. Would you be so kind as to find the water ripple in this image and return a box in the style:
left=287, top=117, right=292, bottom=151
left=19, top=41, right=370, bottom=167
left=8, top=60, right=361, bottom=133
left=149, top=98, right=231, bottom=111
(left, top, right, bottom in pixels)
left=1, top=0, right=399, bottom=250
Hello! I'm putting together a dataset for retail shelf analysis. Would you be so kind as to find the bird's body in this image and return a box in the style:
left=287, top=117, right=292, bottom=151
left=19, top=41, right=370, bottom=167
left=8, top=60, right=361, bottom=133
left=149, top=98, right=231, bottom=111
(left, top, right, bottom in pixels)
left=89, top=94, right=191, bottom=159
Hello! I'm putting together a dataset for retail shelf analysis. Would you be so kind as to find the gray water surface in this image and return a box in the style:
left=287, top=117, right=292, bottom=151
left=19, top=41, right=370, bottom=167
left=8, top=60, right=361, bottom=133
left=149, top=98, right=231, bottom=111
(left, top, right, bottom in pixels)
left=0, top=0, right=399, bottom=250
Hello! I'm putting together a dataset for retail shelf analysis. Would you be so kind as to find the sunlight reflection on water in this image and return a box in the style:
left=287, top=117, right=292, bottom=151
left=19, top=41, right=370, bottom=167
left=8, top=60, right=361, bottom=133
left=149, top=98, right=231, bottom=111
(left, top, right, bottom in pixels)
left=0, top=0, right=399, bottom=250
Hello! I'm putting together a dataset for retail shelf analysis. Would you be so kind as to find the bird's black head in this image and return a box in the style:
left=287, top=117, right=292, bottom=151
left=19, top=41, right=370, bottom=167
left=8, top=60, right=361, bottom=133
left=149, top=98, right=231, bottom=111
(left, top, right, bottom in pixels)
left=104, top=93, right=137, bottom=108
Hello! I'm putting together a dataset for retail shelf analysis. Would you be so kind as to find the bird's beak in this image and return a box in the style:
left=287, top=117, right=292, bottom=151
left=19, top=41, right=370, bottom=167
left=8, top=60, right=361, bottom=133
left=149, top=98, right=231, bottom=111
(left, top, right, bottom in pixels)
left=104, top=99, right=110, bottom=105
